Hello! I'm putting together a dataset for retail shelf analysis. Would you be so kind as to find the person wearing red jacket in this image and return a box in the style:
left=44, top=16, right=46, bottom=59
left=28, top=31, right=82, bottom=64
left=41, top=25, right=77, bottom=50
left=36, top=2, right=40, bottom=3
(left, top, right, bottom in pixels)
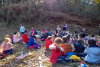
left=49, top=37, right=64, bottom=64
left=21, top=30, right=29, bottom=44
left=45, top=36, right=52, bottom=49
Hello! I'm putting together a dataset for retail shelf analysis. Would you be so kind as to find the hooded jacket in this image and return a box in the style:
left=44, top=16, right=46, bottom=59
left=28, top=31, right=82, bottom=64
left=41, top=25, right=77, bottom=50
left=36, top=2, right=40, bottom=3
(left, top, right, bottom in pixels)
left=45, top=38, right=52, bottom=49
left=27, top=37, right=37, bottom=48
left=20, top=26, right=25, bottom=33
left=74, top=43, right=85, bottom=53
left=49, top=44, right=62, bottom=64
left=84, top=45, right=100, bottom=64
left=21, top=34, right=29, bottom=43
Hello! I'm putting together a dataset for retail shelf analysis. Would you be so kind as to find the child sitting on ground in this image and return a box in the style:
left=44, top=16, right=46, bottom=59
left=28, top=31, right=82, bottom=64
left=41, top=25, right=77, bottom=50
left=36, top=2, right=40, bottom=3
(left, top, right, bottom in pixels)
left=48, top=29, right=52, bottom=36
left=21, top=30, right=29, bottom=44
left=29, top=27, right=34, bottom=37
left=74, top=39, right=85, bottom=54
left=41, top=31, right=49, bottom=41
left=49, top=37, right=64, bottom=64
left=62, top=36, right=73, bottom=54
left=34, top=31, right=41, bottom=45
left=51, top=35, right=56, bottom=43
left=97, top=36, right=100, bottom=46
left=1, top=38, right=13, bottom=54
left=90, top=34, right=95, bottom=40
left=62, top=36, right=68, bottom=43
left=45, top=36, right=52, bottom=49
left=49, top=37, right=73, bottom=65
left=72, top=34, right=78, bottom=43
left=83, top=39, right=100, bottom=64
left=27, top=36, right=41, bottom=49
left=13, top=32, right=22, bottom=43
left=5, top=34, right=11, bottom=42
left=66, top=34, right=71, bottom=43
left=77, top=34, right=85, bottom=44
left=78, top=34, right=83, bottom=40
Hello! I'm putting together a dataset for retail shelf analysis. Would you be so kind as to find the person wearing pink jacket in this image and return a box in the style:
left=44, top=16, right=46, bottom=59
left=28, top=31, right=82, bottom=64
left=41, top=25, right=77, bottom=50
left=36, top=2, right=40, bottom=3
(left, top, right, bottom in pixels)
left=1, top=38, right=13, bottom=54
left=13, top=32, right=22, bottom=43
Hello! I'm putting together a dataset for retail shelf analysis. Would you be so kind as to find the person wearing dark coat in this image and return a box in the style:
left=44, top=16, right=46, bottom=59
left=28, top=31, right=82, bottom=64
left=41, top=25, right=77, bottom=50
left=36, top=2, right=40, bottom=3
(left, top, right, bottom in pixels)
left=41, top=32, right=49, bottom=41
left=74, top=39, right=85, bottom=53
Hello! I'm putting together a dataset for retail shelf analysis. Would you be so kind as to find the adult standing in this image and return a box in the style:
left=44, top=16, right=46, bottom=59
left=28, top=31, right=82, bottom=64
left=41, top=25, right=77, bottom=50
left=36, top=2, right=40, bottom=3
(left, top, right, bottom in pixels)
left=82, top=29, right=86, bottom=38
left=20, top=25, right=25, bottom=34
left=99, top=24, right=100, bottom=36
left=63, top=23, right=67, bottom=31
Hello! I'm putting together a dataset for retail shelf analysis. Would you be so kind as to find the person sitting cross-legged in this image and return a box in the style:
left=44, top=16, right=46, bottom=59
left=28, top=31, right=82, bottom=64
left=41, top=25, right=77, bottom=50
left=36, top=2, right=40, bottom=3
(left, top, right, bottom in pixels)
left=82, top=39, right=100, bottom=64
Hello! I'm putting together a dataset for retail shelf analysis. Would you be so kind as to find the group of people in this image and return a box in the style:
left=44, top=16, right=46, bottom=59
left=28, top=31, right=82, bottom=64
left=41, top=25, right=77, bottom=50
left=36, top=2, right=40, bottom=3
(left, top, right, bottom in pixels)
left=45, top=24, right=100, bottom=65
left=0, top=24, right=100, bottom=65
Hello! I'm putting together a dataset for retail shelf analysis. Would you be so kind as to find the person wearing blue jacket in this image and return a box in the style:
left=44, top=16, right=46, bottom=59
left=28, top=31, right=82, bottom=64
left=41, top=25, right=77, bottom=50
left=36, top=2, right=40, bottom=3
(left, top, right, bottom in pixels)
left=48, top=30, right=52, bottom=36
left=74, top=39, right=85, bottom=53
left=84, top=39, right=100, bottom=64
left=27, top=36, right=37, bottom=49
left=20, top=25, right=25, bottom=34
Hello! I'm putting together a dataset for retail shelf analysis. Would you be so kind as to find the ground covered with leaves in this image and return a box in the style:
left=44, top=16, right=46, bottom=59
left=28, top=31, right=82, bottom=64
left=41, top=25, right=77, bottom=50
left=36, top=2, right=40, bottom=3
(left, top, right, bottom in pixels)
left=0, top=21, right=99, bottom=67
left=0, top=41, right=100, bottom=67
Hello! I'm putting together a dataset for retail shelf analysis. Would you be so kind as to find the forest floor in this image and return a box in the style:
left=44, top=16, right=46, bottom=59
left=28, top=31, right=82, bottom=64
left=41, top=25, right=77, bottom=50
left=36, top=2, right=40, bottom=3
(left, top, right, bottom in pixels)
left=0, top=22, right=99, bottom=67
left=0, top=41, right=100, bottom=67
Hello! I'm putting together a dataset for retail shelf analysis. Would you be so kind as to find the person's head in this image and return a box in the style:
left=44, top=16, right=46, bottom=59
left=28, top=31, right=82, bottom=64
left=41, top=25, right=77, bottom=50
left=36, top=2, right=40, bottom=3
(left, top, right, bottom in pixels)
left=5, top=34, right=10, bottom=38
left=62, top=36, right=67, bottom=42
left=32, top=36, right=36, bottom=40
left=49, top=29, right=51, bottom=31
left=52, top=35, right=56, bottom=38
left=4, top=38, right=10, bottom=43
left=85, top=34, right=88, bottom=36
left=78, top=34, right=82, bottom=39
left=9, top=34, right=12, bottom=37
left=83, top=29, right=85, bottom=31
left=91, top=34, right=94, bottom=38
left=20, top=24, right=22, bottom=27
left=74, top=34, right=78, bottom=38
left=57, top=25, right=60, bottom=28
left=88, top=39, right=96, bottom=46
left=75, top=31, right=77, bottom=34
left=66, top=34, right=70, bottom=41
left=34, top=31, right=37, bottom=35
left=47, top=36, right=52, bottom=40
left=58, top=34, right=62, bottom=37
left=78, top=39, right=83, bottom=44
left=25, top=30, right=28, bottom=34
left=17, top=32, right=20, bottom=36
left=14, top=32, right=17, bottom=35
left=54, top=37, right=63, bottom=47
